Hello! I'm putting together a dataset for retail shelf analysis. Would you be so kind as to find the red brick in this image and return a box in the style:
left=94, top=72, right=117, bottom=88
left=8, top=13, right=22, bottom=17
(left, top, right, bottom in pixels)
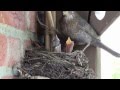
left=6, top=37, right=21, bottom=67
left=24, top=40, right=32, bottom=49
left=29, top=11, right=37, bottom=32
left=7, top=58, right=16, bottom=67
left=0, top=11, right=27, bottom=30
left=0, top=11, right=11, bottom=25
left=0, top=34, right=7, bottom=66
left=1, top=75, right=13, bottom=79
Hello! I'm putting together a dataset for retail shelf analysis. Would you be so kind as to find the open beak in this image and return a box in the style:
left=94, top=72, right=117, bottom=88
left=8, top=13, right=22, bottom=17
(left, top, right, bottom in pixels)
left=65, top=37, right=74, bottom=53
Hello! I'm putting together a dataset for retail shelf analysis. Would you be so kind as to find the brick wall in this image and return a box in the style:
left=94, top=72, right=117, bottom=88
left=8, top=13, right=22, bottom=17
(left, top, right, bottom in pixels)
left=0, top=11, right=37, bottom=79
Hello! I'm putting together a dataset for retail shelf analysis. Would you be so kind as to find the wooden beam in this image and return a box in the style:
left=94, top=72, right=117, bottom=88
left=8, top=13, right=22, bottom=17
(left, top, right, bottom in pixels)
left=45, top=11, right=56, bottom=51
left=51, top=11, right=56, bottom=51
left=45, top=11, right=50, bottom=51
left=90, top=11, right=120, bottom=35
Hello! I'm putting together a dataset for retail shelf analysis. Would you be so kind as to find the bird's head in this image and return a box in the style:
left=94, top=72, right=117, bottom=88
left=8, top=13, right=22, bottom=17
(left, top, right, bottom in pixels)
left=66, top=37, right=72, bottom=45
left=63, top=11, right=74, bottom=16
left=63, top=11, right=76, bottom=20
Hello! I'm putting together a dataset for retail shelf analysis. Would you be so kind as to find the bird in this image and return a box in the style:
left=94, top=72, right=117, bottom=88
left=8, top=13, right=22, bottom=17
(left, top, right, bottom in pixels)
left=65, top=37, right=74, bottom=53
left=52, top=35, right=61, bottom=53
left=58, top=11, right=120, bottom=57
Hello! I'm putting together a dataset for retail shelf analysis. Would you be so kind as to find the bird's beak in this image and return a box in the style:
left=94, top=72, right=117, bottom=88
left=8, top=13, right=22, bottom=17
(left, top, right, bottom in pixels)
left=65, top=37, right=74, bottom=53
left=63, top=11, right=69, bottom=16
left=66, top=37, right=72, bottom=45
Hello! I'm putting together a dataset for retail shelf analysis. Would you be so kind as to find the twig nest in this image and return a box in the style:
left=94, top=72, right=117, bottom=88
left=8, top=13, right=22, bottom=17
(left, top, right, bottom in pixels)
left=12, top=47, right=96, bottom=79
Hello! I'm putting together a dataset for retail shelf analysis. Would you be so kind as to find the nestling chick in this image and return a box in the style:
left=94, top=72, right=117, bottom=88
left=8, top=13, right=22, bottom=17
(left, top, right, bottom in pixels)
left=65, top=37, right=74, bottom=53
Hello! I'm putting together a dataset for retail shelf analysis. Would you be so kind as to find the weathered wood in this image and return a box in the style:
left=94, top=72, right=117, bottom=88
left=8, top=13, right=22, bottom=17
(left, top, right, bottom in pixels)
left=51, top=11, right=56, bottom=51
left=90, top=11, right=120, bottom=35
left=45, top=11, right=51, bottom=51
left=45, top=11, right=57, bottom=52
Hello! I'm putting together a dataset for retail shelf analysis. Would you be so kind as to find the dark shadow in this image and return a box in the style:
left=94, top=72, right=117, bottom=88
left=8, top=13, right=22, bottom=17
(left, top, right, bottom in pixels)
left=36, top=11, right=46, bottom=46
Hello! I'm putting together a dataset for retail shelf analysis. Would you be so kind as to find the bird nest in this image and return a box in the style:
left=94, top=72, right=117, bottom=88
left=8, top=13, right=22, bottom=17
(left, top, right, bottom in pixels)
left=12, top=47, right=96, bottom=79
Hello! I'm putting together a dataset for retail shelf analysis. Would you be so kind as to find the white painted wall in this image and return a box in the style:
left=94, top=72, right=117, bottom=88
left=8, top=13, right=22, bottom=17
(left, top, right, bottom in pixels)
left=101, top=15, right=120, bottom=79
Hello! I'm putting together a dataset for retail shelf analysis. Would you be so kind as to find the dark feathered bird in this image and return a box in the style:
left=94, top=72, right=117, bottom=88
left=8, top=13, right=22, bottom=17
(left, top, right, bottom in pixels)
left=58, top=11, right=120, bottom=57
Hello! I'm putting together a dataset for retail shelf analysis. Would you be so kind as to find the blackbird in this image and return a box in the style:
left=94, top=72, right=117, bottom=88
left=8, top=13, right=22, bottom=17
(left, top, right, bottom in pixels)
left=58, top=11, right=120, bottom=57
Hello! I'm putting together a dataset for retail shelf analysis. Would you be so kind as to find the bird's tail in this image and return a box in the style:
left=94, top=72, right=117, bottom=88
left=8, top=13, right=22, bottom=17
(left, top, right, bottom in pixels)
left=92, top=39, right=120, bottom=57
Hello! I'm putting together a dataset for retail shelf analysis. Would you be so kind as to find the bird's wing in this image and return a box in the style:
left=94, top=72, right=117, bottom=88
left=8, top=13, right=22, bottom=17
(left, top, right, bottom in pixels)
left=77, top=16, right=98, bottom=38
